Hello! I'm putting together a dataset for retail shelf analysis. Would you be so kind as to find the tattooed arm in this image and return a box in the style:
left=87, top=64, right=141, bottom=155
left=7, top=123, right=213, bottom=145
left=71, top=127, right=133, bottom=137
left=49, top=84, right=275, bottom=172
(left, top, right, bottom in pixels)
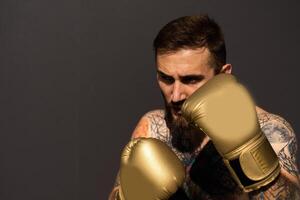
left=249, top=113, right=300, bottom=199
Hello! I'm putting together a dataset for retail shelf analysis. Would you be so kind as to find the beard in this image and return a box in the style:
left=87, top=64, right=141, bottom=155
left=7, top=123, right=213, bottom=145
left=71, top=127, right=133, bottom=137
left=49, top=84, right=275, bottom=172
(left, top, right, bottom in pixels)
left=164, top=99, right=205, bottom=153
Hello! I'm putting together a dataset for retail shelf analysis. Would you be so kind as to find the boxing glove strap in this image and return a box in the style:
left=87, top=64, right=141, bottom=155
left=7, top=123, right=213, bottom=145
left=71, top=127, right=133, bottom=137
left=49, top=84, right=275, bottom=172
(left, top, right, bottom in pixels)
left=223, top=133, right=280, bottom=192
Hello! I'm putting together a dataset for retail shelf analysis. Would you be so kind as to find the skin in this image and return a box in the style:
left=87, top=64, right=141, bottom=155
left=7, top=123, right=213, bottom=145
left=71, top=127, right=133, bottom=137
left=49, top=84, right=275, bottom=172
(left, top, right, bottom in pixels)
left=109, top=48, right=300, bottom=200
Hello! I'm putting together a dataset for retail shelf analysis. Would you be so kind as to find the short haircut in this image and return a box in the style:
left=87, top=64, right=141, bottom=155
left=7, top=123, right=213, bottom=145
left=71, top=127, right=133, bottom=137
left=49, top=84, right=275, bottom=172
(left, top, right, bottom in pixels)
left=153, top=15, right=226, bottom=73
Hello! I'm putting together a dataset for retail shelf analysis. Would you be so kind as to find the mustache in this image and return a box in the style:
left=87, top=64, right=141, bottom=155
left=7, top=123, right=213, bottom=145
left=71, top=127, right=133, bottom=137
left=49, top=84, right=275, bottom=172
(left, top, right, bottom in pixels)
left=167, top=100, right=186, bottom=114
left=164, top=101, right=204, bottom=153
left=171, top=100, right=185, bottom=109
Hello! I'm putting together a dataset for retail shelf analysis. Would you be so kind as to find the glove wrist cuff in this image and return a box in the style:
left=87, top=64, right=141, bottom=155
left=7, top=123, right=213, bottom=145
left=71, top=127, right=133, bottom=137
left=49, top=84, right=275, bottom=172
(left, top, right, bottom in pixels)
left=223, top=133, right=280, bottom=192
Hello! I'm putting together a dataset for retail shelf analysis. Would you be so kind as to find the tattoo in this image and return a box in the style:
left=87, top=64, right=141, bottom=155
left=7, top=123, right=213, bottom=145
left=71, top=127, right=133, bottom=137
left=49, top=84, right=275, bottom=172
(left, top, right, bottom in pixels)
left=262, top=123, right=292, bottom=143
left=278, top=138, right=299, bottom=176
left=249, top=175, right=300, bottom=200
left=146, top=110, right=171, bottom=142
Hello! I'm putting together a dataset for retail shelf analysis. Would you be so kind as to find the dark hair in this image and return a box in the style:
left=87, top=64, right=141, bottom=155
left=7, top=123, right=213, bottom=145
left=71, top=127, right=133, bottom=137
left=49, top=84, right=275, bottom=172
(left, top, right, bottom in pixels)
left=153, top=15, right=226, bottom=73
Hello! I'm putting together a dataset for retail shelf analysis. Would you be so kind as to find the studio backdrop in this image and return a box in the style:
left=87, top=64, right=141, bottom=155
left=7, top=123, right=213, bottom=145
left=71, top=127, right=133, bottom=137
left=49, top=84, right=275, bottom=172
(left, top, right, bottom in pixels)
left=0, top=0, right=299, bottom=200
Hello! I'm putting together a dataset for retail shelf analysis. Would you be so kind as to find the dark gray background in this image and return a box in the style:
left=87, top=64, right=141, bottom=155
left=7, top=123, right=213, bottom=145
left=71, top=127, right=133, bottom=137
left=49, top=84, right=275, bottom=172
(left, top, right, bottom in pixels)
left=0, top=0, right=299, bottom=200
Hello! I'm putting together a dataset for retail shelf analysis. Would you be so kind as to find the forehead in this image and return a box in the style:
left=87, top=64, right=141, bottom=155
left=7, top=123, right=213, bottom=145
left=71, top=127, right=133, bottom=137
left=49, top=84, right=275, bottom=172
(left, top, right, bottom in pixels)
left=156, top=48, right=213, bottom=76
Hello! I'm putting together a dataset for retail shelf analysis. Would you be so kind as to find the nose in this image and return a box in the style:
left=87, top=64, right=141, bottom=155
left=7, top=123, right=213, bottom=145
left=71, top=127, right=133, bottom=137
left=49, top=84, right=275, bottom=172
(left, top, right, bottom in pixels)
left=171, top=81, right=186, bottom=103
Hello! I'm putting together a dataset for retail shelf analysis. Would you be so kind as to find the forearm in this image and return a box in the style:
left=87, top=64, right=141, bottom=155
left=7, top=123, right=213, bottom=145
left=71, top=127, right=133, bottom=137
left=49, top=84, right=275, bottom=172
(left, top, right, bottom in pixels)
left=249, top=173, right=300, bottom=199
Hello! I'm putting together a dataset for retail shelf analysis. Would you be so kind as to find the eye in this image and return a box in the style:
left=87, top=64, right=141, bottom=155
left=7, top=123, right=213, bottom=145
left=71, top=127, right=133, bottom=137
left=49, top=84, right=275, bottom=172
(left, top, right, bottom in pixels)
left=158, top=74, right=174, bottom=85
left=181, top=77, right=201, bottom=85
left=183, top=79, right=198, bottom=84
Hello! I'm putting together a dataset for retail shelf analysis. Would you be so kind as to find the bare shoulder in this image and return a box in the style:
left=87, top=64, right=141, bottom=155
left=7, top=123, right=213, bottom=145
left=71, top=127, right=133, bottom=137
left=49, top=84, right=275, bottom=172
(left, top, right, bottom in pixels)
left=131, top=109, right=167, bottom=139
left=257, top=108, right=295, bottom=148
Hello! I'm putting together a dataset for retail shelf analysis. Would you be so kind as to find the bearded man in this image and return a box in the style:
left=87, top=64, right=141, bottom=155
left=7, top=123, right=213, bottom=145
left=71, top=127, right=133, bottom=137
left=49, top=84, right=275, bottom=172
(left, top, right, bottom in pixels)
left=109, top=15, right=300, bottom=199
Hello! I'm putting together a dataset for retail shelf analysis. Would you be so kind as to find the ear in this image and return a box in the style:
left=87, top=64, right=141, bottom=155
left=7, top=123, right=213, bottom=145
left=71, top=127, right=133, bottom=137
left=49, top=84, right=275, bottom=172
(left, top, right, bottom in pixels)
left=220, top=64, right=232, bottom=74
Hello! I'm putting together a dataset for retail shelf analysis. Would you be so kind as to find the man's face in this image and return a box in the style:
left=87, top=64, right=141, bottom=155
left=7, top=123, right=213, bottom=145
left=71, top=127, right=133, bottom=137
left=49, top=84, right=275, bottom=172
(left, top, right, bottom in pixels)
left=156, top=48, right=216, bottom=120
left=156, top=48, right=217, bottom=152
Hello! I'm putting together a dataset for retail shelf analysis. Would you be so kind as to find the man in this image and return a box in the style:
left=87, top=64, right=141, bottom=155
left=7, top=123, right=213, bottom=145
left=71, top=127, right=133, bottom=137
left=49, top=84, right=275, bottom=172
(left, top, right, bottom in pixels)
left=109, top=15, right=300, bottom=199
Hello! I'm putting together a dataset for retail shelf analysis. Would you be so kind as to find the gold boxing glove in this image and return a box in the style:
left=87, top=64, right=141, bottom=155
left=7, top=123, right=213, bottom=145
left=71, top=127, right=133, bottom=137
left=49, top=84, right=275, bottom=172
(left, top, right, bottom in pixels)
left=118, top=138, right=185, bottom=200
left=181, top=74, right=280, bottom=192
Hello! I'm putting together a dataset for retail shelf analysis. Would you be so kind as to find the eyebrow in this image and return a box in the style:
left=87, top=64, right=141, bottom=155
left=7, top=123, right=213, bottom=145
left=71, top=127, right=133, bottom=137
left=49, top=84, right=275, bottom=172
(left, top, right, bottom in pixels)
left=157, top=70, right=205, bottom=80
left=157, top=70, right=171, bottom=78
left=181, top=74, right=205, bottom=81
